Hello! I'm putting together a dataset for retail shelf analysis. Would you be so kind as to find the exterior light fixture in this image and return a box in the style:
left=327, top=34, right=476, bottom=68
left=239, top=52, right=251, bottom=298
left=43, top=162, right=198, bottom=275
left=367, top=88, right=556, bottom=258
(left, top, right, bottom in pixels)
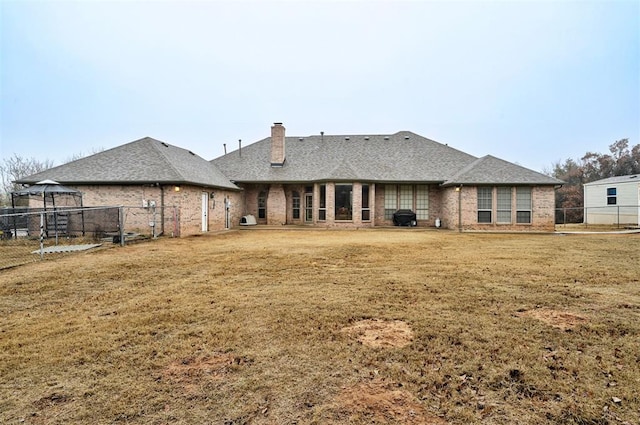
left=174, top=185, right=181, bottom=192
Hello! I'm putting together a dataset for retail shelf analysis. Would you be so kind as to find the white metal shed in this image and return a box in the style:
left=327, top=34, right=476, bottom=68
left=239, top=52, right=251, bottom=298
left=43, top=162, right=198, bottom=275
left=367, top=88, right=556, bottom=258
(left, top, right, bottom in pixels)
left=583, top=174, right=640, bottom=226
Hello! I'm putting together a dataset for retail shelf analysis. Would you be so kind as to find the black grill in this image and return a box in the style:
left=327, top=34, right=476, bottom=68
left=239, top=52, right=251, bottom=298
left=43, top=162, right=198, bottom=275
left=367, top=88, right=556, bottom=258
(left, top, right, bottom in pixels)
left=393, top=209, right=417, bottom=226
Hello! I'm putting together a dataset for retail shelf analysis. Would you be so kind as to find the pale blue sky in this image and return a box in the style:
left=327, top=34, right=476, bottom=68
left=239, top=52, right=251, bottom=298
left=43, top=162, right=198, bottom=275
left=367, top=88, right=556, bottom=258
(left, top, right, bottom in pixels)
left=1, top=0, right=638, bottom=173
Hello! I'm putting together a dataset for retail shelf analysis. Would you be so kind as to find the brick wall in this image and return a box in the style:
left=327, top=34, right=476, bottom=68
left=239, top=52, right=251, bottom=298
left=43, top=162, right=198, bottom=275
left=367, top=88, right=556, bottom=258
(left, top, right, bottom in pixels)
left=373, top=184, right=444, bottom=227
left=267, top=184, right=287, bottom=225
left=440, top=187, right=460, bottom=230
left=60, top=184, right=242, bottom=237
left=459, top=185, right=556, bottom=232
left=231, top=183, right=556, bottom=232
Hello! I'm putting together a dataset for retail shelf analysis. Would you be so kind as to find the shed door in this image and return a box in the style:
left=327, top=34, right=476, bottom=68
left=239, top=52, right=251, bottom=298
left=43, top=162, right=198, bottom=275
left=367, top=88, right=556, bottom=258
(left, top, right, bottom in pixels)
left=201, top=192, right=209, bottom=232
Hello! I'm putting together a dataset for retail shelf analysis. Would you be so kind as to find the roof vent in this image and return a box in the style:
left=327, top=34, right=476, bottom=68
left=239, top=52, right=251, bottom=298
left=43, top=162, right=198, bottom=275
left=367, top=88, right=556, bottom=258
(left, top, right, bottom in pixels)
left=404, top=136, right=410, bottom=140
left=631, top=175, right=638, bottom=179
left=161, top=142, right=169, bottom=147
left=364, top=136, right=370, bottom=140
left=298, top=137, right=304, bottom=141
left=384, top=136, right=390, bottom=140
left=188, top=151, right=195, bottom=155
left=345, top=137, right=350, bottom=141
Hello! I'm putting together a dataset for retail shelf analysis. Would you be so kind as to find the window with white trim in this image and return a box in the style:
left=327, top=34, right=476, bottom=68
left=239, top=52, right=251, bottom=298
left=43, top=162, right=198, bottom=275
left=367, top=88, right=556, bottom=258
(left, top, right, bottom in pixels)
left=607, top=187, right=617, bottom=205
left=361, top=184, right=371, bottom=221
left=319, top=184, right=326, bottom=221
left=292, top=191, right=300, bottom=219
left=399, top=185, right=413, bottom=210
left=258, top=191, right=266, bottom=219
left=384, top=184, right=430, bottom=220
left=516, top=187, right=532, bottom=224
left=384, top=185, right=397, bottom=219
left=416, top=185, right=429, bottom=219
left=477, top=187, right=492, bottom=223
left=496, top=187, right=512, bottom=223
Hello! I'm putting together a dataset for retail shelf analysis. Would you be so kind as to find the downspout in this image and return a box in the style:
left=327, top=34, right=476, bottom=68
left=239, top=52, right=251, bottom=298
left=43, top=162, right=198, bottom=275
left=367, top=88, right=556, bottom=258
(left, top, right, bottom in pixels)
left=457, top=185, right=463, bottom=233
left=160, top=184, right=165, bottom=236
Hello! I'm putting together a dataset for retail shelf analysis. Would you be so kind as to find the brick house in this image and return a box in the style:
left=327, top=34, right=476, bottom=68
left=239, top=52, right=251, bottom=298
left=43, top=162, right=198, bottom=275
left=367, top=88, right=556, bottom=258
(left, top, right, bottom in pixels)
left=17, top=123, right=563, bottom=235
left=17, top=137, right=242, bottom=236
left=212, top=123, right=562, bottom=231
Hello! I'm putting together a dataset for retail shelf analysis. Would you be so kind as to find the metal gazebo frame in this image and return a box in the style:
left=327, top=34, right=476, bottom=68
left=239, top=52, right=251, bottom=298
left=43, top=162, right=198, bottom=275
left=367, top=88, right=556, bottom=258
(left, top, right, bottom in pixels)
left=10, top=179, right=85, bottom=243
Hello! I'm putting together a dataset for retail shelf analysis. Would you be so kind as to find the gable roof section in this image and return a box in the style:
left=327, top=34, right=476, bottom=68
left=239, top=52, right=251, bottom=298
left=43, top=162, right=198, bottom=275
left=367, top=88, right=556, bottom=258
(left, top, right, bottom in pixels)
left=16, top=137, right=240, bottom=190
left=212, top=131, right=479, bottom=183
left=583, top=174, right=640, bottom=186
left=442, top=155, right=563, bottom=186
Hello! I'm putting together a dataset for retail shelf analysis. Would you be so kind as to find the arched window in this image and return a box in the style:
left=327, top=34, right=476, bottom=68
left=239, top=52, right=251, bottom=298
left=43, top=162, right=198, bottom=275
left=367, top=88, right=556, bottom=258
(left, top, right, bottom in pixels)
left=258, top=191, right=267, bottom=219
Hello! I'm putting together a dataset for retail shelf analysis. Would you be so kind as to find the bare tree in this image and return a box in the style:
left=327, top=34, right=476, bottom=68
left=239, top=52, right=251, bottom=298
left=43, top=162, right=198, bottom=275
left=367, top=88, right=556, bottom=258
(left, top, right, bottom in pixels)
left=0, top=154, right=55, bottom=206
left=63, top=146, right=104, bottom=165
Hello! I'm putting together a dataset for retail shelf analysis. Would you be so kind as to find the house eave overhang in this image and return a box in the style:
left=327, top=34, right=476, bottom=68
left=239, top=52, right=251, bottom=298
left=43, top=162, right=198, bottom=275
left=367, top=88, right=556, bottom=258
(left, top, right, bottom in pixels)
left=440, top=181, right=564, bottom=188
left=229, top=178, right=445, bottom=185
left=15, top=179, right=242, bottom=191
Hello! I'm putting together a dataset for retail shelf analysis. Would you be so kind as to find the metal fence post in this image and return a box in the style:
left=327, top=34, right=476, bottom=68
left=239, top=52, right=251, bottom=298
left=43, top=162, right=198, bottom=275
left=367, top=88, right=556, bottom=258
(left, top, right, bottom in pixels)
left=119, top=206, right=125, bottom=246
left=39, top=211, right=44, bottom=260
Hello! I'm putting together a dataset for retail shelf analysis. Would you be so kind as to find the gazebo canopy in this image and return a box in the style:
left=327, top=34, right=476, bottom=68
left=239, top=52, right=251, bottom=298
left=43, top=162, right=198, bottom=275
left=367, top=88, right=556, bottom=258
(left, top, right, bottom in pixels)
left=11, top=180, right=83, bottom=208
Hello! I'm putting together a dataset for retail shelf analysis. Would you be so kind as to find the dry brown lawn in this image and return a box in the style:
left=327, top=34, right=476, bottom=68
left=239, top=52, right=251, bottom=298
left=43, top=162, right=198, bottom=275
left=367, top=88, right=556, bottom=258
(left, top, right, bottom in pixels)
left=1, top=229, right=639, bottom=424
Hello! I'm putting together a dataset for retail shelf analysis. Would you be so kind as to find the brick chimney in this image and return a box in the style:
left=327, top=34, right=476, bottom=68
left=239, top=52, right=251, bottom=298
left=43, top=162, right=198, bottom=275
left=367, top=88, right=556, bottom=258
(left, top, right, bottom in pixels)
left=270, top=122, right=285, bottom=166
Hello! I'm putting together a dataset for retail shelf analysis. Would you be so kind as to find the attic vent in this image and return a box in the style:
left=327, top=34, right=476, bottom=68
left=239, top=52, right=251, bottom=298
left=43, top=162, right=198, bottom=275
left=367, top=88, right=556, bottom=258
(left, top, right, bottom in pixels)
left=161, top=142, right=169, bottom=147
left=384, top=136, right=390, bottom=140
left=364, top=136, right=370, bottom=140
left=345, top=137, right=350, bottom=141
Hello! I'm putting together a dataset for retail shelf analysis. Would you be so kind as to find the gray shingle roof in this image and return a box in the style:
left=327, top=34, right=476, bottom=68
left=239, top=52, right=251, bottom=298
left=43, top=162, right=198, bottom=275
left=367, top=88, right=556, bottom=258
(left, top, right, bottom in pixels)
left=442, top=155, right=563, bottom=186
left=16, top=137, right=240, bottom=190
left=213, top=131, right=478, bottom=183
left=212, top=131, right=561, bottom=185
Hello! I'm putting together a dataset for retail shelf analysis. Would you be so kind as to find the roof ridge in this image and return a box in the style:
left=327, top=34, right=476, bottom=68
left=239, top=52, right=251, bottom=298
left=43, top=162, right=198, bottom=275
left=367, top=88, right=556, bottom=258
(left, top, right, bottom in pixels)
left=149, top=138, right=187, bottom=181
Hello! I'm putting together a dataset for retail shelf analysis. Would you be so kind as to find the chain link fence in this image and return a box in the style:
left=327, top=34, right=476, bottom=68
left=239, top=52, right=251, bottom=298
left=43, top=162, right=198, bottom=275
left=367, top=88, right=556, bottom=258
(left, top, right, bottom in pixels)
left=555, top=205, right=640, bottom=229
left=0, top=205, right=179, bottom=270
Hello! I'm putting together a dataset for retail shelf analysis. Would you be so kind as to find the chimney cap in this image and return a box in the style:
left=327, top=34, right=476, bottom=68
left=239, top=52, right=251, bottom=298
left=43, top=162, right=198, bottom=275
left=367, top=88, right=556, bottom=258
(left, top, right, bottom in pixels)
left=273, top=122, right=283, bottom=125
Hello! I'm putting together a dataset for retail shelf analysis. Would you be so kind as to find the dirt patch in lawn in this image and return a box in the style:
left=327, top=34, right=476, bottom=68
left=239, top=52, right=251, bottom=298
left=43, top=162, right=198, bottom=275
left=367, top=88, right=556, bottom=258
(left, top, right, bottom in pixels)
left=516, top=308, right=588, bottom=330
left=341, top=319, right=414, bottom=348
left=162, top=352, right=252, bottom=394
left=333, top=379, right=446, bottom=424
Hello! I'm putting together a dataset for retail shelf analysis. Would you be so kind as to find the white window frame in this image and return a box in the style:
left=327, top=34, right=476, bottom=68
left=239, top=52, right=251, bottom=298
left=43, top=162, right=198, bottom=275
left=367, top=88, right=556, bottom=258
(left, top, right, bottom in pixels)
left=496, top=187, right=512, bottom=223
left=516, top=187, right=532, bottom=224
left=477, top=187, right=493, bottom=223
